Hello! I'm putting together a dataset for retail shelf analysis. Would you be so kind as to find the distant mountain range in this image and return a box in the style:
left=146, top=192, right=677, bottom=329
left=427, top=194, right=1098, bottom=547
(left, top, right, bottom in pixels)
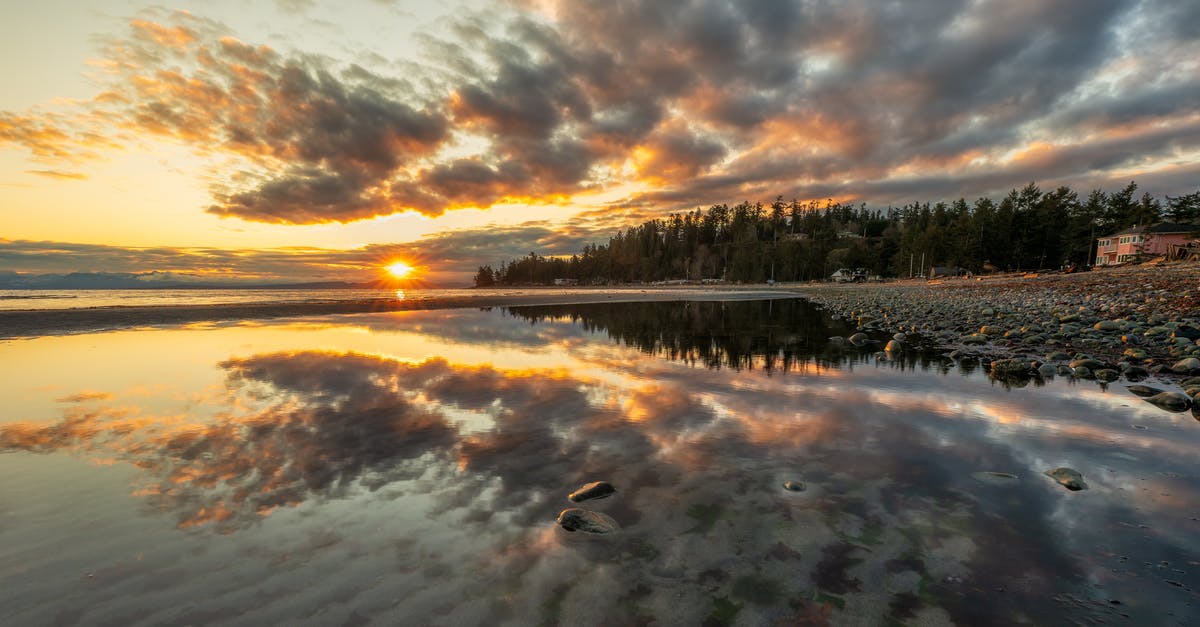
left=0, top=271, right=378, bottom=290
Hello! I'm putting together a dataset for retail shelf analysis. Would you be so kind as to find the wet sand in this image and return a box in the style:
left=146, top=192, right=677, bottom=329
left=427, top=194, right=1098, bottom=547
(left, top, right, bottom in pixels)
left=0, top=287, right=803, bottom=339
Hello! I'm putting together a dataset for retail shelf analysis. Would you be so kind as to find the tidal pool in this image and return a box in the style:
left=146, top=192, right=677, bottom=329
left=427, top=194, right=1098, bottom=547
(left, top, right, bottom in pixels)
left=1, top=299, right=1196, bottom=625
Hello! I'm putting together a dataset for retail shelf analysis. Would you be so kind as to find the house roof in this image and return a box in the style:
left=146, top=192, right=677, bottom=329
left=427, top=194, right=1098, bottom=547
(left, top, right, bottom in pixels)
left=1102, top=222, right=1198, bottom=237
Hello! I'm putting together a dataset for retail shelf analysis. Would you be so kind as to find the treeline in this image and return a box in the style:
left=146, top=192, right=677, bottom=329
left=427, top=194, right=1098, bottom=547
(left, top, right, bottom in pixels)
left=475, top=182, right=1200, bottom=286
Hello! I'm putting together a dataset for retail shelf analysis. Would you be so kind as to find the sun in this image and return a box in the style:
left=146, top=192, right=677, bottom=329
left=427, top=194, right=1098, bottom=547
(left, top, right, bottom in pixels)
left=385, top=261, right=414, bottom=279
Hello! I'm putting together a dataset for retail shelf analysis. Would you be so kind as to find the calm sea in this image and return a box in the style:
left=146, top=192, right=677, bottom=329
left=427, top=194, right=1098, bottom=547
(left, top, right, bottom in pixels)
left=0, top=288, right=530, bottom=311
left=1, top=299, right=1196, bottom=625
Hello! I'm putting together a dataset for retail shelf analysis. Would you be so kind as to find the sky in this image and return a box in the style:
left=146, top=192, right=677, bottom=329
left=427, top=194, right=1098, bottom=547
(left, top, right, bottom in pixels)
left=1, top=0, right=1198, bottom=285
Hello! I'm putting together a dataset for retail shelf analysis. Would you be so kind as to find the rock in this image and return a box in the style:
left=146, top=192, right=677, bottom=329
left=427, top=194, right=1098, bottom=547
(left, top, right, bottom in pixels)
left=1094, top=369, right=1120, bottom=382
left=1044, top=467, right=1088, bottom=491
left=1144, top=392, right=1193, bottom=413
left=1046, top=351, right=1071, bottom=361
left=1070, top=358, right=1105, bottom=370
left=1183, top=377, right=1200, bottom=387
left=828, top=336, right=845, bottom=347
left=1172, top=325, right=1200, bottom=341
left=1184, top=386, right=1200, bottom=399
left=885, top=339, right=903, bottom=352
left=1123, top=366, right=1150, bottom=382
left=1094, top=320, right=1122, bottom=331
left=962, top=333, right=989, bottom=345
left=1123, top=348, right=1147, bottom=360
left=1122, top=334, right=1142, bottom=345
left=568, top=481, right=616, bottom=503
left=556, top=508, right=619, bottom=534
left=1170, top=357, right=1200, bottom=374
left=893, top=332, right=907, bottom=341
left=849, top=332, right=870, bottom=346
left=1073, top=365, right=1093, bottom=379
left=1037, top=364, right=1057, bottom=378
left=1056, top=365, right=1074, bottom=376
left=782, top=480, right=806, bottom=492
left=1127, top=385, right=1163, bottom=398
left=971, top=471, right=1019, bottom=485
left=990, top=358, right=1031, bottom=377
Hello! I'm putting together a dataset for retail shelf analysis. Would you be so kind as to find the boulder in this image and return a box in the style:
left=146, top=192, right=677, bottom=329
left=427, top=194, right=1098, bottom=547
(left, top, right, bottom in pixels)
left=1170, top=357, right=1200, bottom=374
left=1144, top=392, right=1193, bottom=413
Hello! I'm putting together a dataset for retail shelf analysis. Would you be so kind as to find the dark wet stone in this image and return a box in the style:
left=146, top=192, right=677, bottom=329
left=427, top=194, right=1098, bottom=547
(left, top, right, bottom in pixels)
left=1094, top=369, right=1120, bottom=382
left=1073, top=365, right=1094, bottom=379
left=782, top=480, right=806, bottom=492
left=1144, top=392, right=1192, bottom=413
left=1123, top=366, right=1149, bottom=382
left=1046, top=351, right=1071, bottom=361
left=1172, top=325, right=1200, bottom=341
left=1182, top=376, right=1200, bottom=387
left=849, top=332, right=869, bottom=346
left=1070, top=358, right=1105, bottom=370
left=1127, top=385, right=1163, bottom=398
left=556, top=508, right=618, bottom=534
left=885, top=339, right=903, bottom=352
left=568, top=481, right=616, bottom=503
left=1045, top=467, right=1088, bottom=491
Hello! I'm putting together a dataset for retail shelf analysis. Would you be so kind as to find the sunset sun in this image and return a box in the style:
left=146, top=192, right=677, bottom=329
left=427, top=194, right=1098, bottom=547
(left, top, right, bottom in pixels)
left=385, top=261, right=414, bottom=279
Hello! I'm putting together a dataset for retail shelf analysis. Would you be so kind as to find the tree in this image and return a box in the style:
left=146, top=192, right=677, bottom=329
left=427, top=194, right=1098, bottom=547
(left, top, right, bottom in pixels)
left=473, top=265, right=496, bottom=288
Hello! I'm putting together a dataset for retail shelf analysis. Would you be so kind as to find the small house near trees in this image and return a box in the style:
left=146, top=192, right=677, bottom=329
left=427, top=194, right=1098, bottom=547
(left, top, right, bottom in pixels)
left=1094, top=223, right=1198, bottom=266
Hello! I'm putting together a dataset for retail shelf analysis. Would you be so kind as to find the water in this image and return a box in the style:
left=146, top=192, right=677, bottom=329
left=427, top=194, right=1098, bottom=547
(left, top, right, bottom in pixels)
left=0, top=288, right=543, bottom=311
left=1, top=299, right=1196, bottom=625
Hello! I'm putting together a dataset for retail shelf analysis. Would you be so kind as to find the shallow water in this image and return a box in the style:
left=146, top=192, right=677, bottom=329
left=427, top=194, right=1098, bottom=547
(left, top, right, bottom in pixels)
left=1, top=299, right=1197, bottom=625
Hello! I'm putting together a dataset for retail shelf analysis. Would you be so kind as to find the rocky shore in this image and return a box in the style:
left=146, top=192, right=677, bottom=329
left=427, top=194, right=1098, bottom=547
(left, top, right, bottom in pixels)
left=802, top=262, right=1200, bottom=405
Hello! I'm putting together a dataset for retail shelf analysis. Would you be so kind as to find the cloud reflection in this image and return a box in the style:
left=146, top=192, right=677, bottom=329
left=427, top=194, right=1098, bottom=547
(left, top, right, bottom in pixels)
left=3, top=301, right=1198, bottom=623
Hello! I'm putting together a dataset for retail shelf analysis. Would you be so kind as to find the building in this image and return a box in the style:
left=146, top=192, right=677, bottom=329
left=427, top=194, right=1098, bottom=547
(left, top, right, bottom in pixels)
left=1095, top=223, right=1198, bottom=266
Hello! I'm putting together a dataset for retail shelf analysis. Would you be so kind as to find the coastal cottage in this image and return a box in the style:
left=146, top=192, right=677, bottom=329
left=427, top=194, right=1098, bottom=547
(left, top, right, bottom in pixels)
left=1094, top=222, right=1198, bottom=266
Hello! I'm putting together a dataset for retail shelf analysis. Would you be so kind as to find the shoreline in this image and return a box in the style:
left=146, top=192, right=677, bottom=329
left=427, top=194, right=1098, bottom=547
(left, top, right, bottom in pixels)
left=802, top=262, right=1200, bottom=389
left=0, top=287, right=804, bottom=339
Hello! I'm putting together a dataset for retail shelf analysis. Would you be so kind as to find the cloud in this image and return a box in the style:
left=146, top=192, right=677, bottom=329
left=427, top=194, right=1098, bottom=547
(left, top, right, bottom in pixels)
left=0, top=220, right=610, bottom=285
left=1, top=1, right=1197, bottom=225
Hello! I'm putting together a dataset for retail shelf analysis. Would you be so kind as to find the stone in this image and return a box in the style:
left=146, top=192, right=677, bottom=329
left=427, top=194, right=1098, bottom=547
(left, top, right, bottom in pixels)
left=1170, top=357, right=1200, bottom=374
left=1094, top=320, right=1122, bottom=331
left=971, top=471, right=1019, bottom=486
left=556, top=508, right=619, bottom=534
left=1172, top=325, right=1200, bottom=341
left=885, top=339, right=903, bottom=352
left=1037, top=363, right=1057, bottom=378
left=1044, top=467, right=1088, bottom=491
left=1126, top=385, right=1163, bottom=398
left=568, top=481, right=616, bottom=503
left=782, top=480, right=806, bottom=492
left=1144, top=392, right=1193, bottom=413
left=1094, top=369, right=1120, bottom=382
left=849, top=332, right=870, bottom=346
left=1046, top=351, right=1071, bottom=361
left=990, top=358, right=1031, bottom=377
left=1073, top=366, right=1093, bottom=379
left=1123, top=366, right=1150, bottom=382
left=1070, top=358, right=1105, bottom=370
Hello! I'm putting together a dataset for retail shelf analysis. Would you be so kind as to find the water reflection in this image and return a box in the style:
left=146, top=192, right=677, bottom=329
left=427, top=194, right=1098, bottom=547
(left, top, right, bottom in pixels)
left=1, top=300, right=1197, bottom=625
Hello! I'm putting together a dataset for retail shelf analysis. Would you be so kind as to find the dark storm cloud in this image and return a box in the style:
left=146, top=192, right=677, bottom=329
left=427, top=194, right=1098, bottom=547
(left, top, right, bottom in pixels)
left=1, top=1, right=1196, bottom=224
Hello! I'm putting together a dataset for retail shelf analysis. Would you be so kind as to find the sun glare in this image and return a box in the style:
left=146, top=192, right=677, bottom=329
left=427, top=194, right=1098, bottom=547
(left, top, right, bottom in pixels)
left=385, top=261, right=414, bottom=279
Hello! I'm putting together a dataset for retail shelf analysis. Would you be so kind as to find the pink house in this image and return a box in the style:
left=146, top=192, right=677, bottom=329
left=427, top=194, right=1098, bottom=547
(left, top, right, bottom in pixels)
left=1095, top=223, right=1198, bottom=266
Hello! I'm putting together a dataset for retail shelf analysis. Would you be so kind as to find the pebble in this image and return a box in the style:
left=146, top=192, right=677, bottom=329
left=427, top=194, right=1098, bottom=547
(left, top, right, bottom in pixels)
left=1045, top=467, right=1088, bottom=491
left=568, top=481, right=616, bottom=503
left=556, top=508, right=619, bottom=534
